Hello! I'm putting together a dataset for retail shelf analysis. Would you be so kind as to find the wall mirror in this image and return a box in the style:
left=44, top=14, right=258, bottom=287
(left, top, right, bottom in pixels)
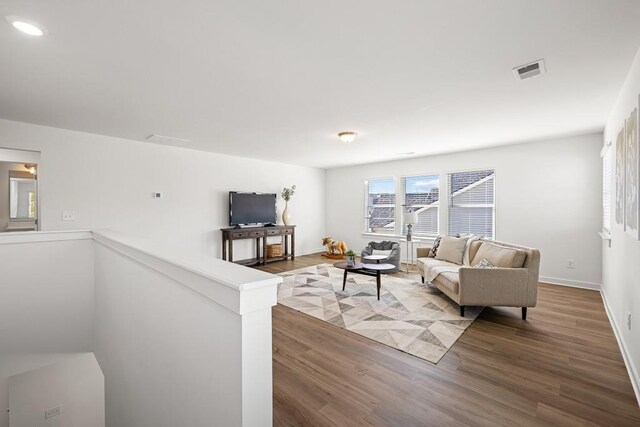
left=10, top=171, right=37, bottom=220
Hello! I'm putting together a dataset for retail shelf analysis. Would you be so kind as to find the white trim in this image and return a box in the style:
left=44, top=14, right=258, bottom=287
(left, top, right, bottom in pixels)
left=0, top=230, right=92, bottom=245
left=539, top=276, right=601, bottom=290
left=601, top=289, right=640, bottom=407
left=599, top=230, right=612, bottom=241
left=297, top=247, right=327, bottom=256
left=93, top=230, right=280, bottom=315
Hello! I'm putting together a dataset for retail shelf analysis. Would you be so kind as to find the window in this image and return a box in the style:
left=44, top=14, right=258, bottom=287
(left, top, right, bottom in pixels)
left=401, top=174, right=439, bottom=236
left=447, top=170, right=495, bottom=238
left=364, top=178, right=396, bottom=234
left=602, top=143, right=612, bottom=232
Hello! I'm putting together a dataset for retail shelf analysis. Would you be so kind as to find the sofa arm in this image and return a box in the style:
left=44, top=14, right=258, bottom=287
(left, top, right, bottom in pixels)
left=416, top=246, right=433, bottom=258
left=458, top=267, right=533, bottom=307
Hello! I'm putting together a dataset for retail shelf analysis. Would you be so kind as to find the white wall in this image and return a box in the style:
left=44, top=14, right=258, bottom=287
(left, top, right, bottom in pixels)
left=326, top=133, right=603, bottom=288
left=0, top=119, right=326, bottom=260
left=9, top=353, right=104, bottom=427
left=0, top=231, right=95, bottom=427
left=92, top=230, right=278, bottom=427
left=603, top=47, right=640, bottom=402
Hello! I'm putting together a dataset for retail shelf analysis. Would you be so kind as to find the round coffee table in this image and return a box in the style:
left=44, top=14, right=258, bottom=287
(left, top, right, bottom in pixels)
left=334, top=261, right=395, bottom=300
left=361, top=254, right=388, bottom=263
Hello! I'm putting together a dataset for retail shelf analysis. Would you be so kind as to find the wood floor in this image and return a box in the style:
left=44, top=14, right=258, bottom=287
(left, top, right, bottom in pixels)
left=258, top=254, right=640, bottom=426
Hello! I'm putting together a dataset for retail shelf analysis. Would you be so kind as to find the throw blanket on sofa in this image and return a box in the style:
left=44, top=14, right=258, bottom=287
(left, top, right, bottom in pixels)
left=424, top=259, right=461, bottom=282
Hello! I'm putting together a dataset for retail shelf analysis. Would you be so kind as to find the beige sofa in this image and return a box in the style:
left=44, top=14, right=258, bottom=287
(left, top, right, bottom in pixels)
left=416, top=239, right=540, bottom=319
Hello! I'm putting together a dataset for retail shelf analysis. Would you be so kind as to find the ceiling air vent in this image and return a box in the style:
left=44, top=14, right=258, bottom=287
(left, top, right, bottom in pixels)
left=145, top=134, right=191, bottom=145
left=513, top=59, right=546, bottom=81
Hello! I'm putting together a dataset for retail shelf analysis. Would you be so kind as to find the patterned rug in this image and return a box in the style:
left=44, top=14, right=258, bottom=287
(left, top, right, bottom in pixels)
left=277, top=263, right=481, bottom=363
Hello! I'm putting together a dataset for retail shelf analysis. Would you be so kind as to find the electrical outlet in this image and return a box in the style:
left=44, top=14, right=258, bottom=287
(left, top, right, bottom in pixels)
left=628, top=313, right=632, bottom=330
left=61, top=211, right=75, bottom=221
left=45, top=406, right=61, bottom=419
left=567, top=259, right=575, bottom=269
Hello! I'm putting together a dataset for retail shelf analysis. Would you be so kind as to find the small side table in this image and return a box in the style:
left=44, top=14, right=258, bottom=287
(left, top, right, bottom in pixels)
left=395, top=238, right=423, bottom=273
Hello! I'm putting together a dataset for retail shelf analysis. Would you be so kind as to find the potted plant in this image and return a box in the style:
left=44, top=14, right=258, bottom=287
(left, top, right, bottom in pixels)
left=346, top=250, right=356, bottom=267
left=281, top=185, right=296, bottom=225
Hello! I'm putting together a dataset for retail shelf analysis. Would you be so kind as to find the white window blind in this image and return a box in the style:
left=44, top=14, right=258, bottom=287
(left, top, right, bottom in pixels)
left=401, top=174, right=439, bottom=236
left=602, top=144, right=612, bottom=232
left=447, top=170, right=495, bottom=238
left=364, top=178, right=396, bottom=234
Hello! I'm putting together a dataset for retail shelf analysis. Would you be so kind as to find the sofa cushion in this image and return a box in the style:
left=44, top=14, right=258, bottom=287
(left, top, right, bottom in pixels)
left=430, top=236, right=443, bottom=257
left=471, top=242, right=527, bottom=268
left=435, top=271, right=460, bottom=294
left=435, top=236, right=467, bottom=265
left=473, top=258, right=494, bottom=268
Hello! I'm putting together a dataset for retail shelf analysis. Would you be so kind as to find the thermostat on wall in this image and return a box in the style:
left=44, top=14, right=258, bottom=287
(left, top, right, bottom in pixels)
left=152, top=192, right=163, bottom=199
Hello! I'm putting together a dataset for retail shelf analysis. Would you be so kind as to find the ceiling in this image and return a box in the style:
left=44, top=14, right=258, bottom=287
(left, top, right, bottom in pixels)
left=1, top=0, right=640, bottom=169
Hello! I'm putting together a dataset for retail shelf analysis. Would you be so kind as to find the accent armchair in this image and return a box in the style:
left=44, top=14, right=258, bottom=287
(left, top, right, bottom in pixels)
left=361, top=241, right=401, bottom=273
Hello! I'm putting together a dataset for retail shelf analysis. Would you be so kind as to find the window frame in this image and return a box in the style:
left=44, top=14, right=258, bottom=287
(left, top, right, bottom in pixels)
left=400, top=173, right=440, bottom=237
left=446, top=168, right=496, bottom=240
left=363, top=176, right=397, bottom=235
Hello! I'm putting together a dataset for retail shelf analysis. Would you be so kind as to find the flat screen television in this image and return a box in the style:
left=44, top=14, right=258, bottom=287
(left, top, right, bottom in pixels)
left=229, top=192, right=277, bottom=226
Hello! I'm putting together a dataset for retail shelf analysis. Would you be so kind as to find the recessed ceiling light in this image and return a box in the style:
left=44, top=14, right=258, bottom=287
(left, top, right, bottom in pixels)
left=6, top=16, right=47, bottom=36
left=338, top=131, right=358, bottom=143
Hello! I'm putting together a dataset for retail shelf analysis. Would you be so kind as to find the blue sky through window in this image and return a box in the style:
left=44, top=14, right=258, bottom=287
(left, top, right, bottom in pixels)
left=405, top=175, right=439, bottom=193
left=368, top=178, right=395, bottom=194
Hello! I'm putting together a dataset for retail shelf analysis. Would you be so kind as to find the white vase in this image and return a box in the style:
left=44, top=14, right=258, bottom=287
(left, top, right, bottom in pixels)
left=282, top=201, right=291, bottom=225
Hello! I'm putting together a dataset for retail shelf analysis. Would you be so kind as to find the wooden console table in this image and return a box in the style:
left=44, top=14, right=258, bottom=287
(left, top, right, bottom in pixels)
left=221, top=225, right=295, bottom=266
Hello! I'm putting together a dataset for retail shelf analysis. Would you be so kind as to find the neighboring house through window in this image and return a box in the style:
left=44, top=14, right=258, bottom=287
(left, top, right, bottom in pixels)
left=401, top=174, right=439, bottom=236
left=364, top=178, right=396, bottom=234
left=447, top=170, right=495, bottom=239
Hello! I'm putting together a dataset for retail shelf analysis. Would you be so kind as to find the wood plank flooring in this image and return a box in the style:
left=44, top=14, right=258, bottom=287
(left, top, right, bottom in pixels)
left=257, top=254, right=640, bottom=426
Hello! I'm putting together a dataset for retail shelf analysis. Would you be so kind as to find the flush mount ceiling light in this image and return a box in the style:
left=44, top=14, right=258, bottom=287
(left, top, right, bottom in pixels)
left=338, top=131, right=358, bottom=143
left=5, top=16, right=47, bottom=36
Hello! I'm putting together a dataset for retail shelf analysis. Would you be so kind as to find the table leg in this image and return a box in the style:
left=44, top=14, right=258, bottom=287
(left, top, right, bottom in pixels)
left=256, top=238, right=260, bottom=262
left=342, top=270, right=347, bottom=291
left=222, top=238, right=227, bottom=261
left=262, top=236, right=267, bottom=265
left=291, top=232, right=295, bottom=260
left=229, top=240, right=234, bottom=263
left=376, top=271, right=381, bottom=300
left=284, top=235, right=289, bottom=256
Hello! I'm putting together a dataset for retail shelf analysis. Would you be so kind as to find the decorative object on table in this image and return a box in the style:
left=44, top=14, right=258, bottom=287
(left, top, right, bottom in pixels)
left=266, top=243, right=283, bottom=258
left=321, top=237, right=349, bottom=259
left=626, top=106, right=639, bottom=238
left=345, top=250, right=356, bottom=267
left=616, top=126, right=626, bottom=227
left=403, top=210, right=419, bottom=241
left=277, top=263, right=480, bottom=364
left=360, top=241, right=400, bottom=272
left=281, top=185, right=296, bottom=225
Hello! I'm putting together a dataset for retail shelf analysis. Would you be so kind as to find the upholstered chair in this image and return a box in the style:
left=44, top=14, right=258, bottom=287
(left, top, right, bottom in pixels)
left=361, top=241, right=401, bottom=272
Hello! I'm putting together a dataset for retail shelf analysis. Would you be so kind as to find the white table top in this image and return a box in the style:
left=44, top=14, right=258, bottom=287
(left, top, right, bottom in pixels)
left=361, top=263, right=395, bottom=270
left=362, top=254, right=388, bottom=260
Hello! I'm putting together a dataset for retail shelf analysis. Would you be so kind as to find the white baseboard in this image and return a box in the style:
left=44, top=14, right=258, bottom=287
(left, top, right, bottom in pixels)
left=297, top=247, right=326, bottom=256
left=538, top=276, right=601, bottom=290
left=600, top=290, right=640, bottom=407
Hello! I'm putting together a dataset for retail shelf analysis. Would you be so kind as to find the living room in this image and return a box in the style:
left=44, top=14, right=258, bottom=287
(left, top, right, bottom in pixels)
left=1, top=1, right=639, bottom=426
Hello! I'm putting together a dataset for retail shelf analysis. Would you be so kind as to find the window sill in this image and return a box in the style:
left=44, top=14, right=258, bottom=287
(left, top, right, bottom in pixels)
left=599, top=230, right=611, bottom=241
left=361, top=232, right=437, bottom=242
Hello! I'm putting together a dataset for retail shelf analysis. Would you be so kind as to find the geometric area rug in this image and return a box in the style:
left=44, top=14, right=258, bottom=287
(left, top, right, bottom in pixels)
left=277, top=263, right=481, bottom=364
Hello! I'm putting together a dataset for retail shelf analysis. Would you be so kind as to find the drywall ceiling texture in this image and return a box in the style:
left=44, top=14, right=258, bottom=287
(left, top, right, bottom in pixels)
left=326, top=133, right=603, bottom=289
left=1, top=1, right=640, bottom=167
left=603, top=46, right=640, bottom=401
left=0, top=119, right=326, bottom=259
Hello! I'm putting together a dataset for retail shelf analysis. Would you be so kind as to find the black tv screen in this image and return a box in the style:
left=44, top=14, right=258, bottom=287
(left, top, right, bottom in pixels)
left=229, top=192, right=277, bottom=226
